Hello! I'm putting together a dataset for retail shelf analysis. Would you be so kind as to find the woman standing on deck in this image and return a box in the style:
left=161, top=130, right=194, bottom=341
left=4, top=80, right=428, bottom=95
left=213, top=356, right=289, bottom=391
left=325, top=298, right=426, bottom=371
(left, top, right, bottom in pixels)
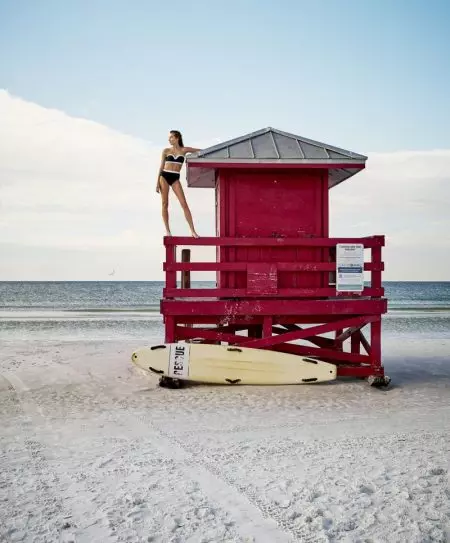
left=156, top=130, right=201, bottom=237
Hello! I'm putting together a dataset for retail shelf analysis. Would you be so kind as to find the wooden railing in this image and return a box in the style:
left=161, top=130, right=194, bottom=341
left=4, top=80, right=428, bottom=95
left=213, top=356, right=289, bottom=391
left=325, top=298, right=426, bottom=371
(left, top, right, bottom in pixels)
left=163, top=236, right=385, bottom=299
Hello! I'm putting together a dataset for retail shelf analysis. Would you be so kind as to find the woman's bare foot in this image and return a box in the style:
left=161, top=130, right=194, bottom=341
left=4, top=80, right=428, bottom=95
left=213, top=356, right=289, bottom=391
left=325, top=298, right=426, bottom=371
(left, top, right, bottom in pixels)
left=165, top=230, right=172, bottom=236
left=191, top=230, right=199, bottom=238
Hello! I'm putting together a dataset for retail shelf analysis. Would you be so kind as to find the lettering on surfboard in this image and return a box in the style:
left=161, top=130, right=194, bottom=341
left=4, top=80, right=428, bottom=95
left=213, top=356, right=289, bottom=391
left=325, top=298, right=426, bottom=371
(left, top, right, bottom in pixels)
left=168, top=344, right=190, bottom=378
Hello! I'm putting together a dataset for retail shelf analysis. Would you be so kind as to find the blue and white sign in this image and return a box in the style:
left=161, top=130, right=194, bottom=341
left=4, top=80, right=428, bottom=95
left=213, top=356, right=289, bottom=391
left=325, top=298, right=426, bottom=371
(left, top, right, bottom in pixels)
left=336, top=244, right=364, bottom=292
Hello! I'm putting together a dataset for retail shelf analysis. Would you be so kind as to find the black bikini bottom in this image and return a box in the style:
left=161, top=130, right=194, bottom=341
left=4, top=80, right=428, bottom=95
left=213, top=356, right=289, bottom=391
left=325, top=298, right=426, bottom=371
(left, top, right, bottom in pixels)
left=160, top=170, right=180, bottom=186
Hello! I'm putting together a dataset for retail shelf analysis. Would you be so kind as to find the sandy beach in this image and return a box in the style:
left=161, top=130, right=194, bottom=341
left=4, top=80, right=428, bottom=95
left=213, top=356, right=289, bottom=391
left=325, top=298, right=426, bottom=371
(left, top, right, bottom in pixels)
left=0, top=337, right=449, bottom=543
left=2, top=0, right=450, bottom=541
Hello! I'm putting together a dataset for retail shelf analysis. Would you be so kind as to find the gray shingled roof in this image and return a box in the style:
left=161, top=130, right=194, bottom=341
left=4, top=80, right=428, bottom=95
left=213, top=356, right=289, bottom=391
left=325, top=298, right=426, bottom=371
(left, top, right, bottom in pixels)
left=186, top=127, right=367, bottom=188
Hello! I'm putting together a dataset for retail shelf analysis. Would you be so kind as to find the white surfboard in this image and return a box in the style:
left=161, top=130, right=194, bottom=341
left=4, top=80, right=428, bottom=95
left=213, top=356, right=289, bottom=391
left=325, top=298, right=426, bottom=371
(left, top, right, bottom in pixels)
left=131, top=343, right=337, bottom=385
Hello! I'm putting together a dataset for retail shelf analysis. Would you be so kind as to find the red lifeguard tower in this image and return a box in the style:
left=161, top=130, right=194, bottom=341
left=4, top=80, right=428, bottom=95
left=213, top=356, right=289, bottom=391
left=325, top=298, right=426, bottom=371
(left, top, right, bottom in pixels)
left=161, top=127, right=389, bottom=387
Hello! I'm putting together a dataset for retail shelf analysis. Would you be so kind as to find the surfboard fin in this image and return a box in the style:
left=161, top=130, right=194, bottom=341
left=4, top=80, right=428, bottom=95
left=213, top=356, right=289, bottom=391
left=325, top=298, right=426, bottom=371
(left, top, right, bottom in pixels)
left=225, top=378, right=241, bottom=384
left=302, top=378, right=318, bottom=383
left=149, top=366, right=164, bottom=374
left=150, top=345, right=167, bottom=350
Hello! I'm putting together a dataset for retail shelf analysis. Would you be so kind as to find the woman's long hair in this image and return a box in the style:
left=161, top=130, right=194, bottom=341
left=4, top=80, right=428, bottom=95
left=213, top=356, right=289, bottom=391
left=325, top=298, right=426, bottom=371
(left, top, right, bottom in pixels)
left=170, top=130, right=184, bottom=148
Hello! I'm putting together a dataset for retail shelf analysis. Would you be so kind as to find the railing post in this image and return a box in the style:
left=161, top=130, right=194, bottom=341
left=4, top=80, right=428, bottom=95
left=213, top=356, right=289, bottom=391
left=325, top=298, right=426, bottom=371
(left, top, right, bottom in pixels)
left=263, top=316, right=272, bottom=338
left=351, top=330, right=361, bottom=354
left=165, top=240, right=177, bottom=296
left=329, top=245, right=336, bottom=287
left=371, top=244, right=382, bottom=292
left=165, top=316, right=175, bottom=343
left=181, top=249, right=192, bottom=331
left=370, top=317, right=382, bottom=374
left=335, top=328, right=344, bottom=351
left=181, top=249, right=191, bottom=289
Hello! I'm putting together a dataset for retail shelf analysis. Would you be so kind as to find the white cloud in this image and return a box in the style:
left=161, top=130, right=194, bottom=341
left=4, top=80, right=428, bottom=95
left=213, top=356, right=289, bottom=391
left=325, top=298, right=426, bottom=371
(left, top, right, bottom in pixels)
left=329, top=149, right=450, bottom=279
left=0, top=89, right=449, bottom=280
left=0, top=90, right=215, bottom=280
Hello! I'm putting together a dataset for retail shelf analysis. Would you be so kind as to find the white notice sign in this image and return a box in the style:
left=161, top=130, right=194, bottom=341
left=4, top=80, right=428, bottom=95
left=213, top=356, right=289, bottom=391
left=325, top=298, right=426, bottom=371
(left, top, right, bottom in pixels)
left=336, top=244, right=364, bottom=292
left=168, top=343, right=190, bottom=378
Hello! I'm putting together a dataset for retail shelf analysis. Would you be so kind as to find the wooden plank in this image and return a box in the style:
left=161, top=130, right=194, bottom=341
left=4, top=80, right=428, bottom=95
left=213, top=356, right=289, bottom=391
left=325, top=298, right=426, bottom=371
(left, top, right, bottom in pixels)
left=215, top=324, right=252, bottom=333
left=242, top=316, right=376, bottom=350
left=263, top=316, right=272, bottom=338
left=335, top=328, right=344, bottom=351
left=272, top=324, right=334, bottom=348
left=271, top=343, right=371, bottom=364
left=351, top=330, right=361, bottom=354
left=337, top=366, right=373, bottom=377
left=371, top=317, right=382, bottom=369
left=181, top=249, right=191, bottom=289
left=167, top=315, right=348, bottom=325
left=247, top=263, right=278, bottom=295
left=360, top=330, right=371, bottom=354
left=371, top=246, right=383, bottom=290
left=164, top=261, right=384, bottom=272
left=181, top=249, right=192, bottom=330
left=174, top=326, right=375, bottom=367
left=165, top=316, right=175, bottom=343
left=336, top=324, right=366, bottom=343
left=165, top=244, right=176, bottom=290
left=163, top=287, right=384, bottom=298
left=164, top=235, right=385, bottom=248
left=175, top=326, right=247, bottom=344
left=161, top=299, right=388, bottom=316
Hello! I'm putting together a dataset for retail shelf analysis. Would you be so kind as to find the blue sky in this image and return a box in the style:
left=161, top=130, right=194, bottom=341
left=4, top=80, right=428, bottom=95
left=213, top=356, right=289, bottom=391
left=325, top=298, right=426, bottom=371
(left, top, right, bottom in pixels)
left=1, top=0, right=450, bottom=153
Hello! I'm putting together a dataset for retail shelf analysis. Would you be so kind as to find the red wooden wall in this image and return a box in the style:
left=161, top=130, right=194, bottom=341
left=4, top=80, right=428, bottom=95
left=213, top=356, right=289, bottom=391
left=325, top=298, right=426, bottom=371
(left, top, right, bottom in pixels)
left=216, top=168, right=329, bottom=290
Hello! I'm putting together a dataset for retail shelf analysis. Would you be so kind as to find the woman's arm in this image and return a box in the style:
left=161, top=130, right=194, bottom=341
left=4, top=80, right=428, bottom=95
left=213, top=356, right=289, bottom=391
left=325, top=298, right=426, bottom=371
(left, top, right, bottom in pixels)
left=156, top=148, right=168, bottom=192
left=183, top=146, right=202, bottom=154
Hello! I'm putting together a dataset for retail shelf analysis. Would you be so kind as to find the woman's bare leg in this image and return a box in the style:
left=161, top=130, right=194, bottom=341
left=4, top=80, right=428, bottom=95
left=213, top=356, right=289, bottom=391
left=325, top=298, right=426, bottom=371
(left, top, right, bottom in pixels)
left=158, top=176, right=171, bottom=236
left=171, top=181, right=199, bottom=237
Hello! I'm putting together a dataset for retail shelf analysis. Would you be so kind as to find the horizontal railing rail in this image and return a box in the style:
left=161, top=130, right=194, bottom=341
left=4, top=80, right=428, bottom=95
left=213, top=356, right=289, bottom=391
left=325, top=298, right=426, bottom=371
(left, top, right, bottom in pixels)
left=164, top=236, right=385, bottom=248
left=164, top=262, right=384, bottom=272
left=163, top=235, right=385, bottom=299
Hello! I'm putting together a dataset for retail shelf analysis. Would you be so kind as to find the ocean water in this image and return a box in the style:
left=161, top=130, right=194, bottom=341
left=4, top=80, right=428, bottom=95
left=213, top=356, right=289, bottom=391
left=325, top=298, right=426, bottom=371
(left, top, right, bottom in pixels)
left=0, top=281, right=449, bottom=342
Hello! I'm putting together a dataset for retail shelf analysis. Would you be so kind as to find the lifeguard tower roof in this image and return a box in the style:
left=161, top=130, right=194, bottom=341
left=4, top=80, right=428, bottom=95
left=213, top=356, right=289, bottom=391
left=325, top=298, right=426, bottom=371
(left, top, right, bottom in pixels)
left=186, top=127, right=367, bottom=189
